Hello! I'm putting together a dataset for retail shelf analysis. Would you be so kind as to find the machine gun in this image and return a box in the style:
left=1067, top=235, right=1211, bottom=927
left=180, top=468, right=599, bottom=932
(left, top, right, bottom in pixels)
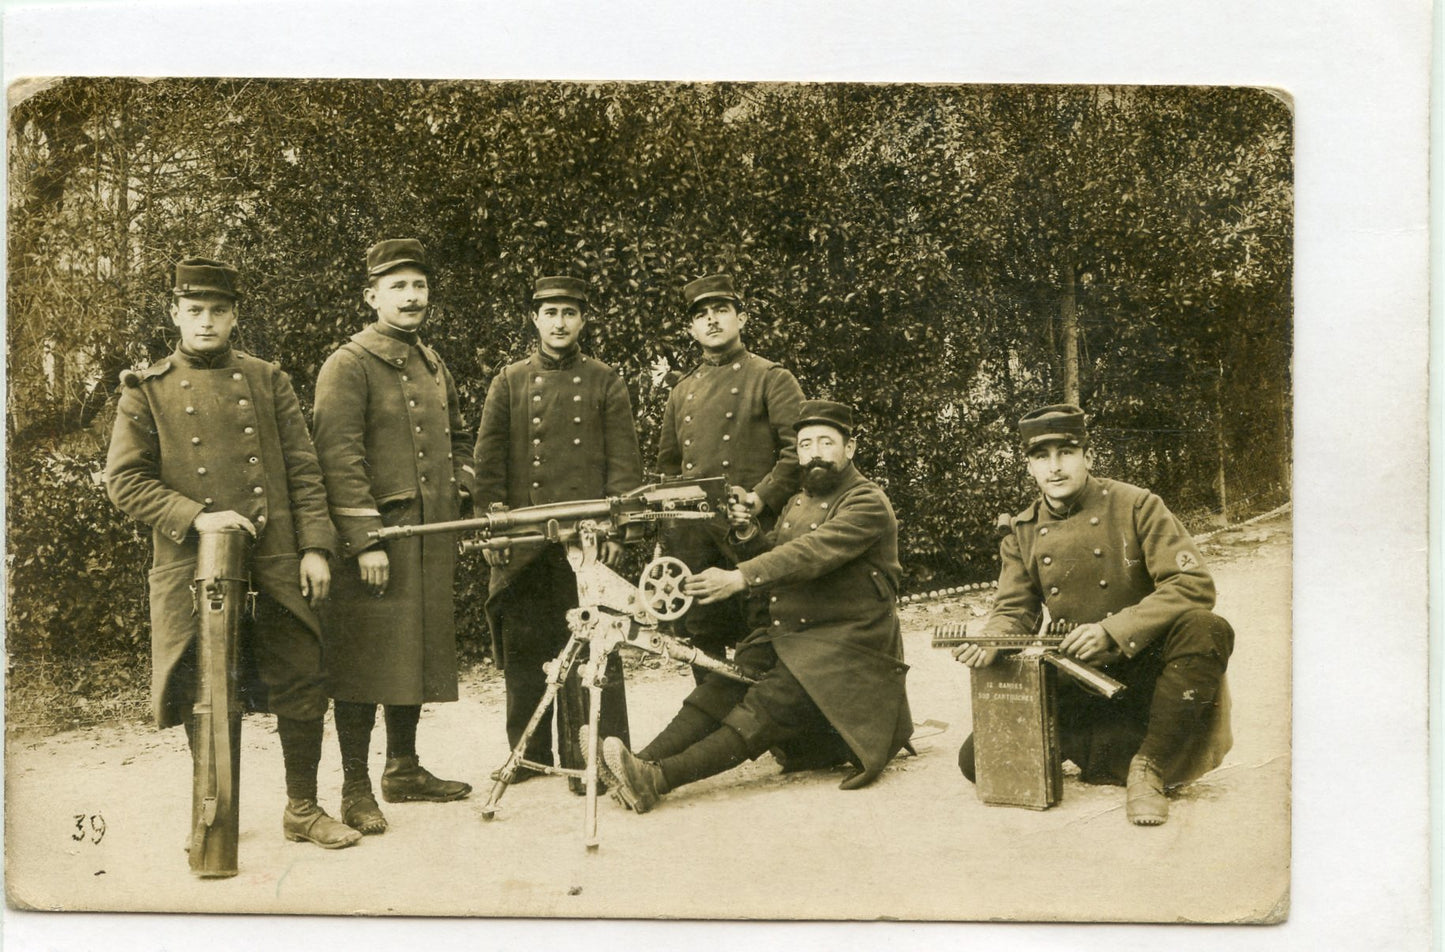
left=371, top=476, right=753, bottom=849
left=931, top=619, right=1126, bottom=699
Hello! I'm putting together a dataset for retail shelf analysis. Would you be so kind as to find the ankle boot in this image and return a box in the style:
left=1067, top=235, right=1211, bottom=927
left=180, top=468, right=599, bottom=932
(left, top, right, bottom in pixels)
left=381, top=755, right=471, bottom=803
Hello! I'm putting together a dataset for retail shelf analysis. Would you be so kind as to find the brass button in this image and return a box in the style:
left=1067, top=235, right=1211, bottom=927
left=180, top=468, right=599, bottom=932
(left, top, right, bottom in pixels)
left=1049, top=586, right=1059, bottom=595
left=418, top=451, right=425, bottom=458
left=683, top=439, right=692, bottom=447
left=402, top=374, right=410, bottom=382
left=725, top=412, right=734, bottom=419
left=573, top=417, right=581, bottom=424
left=770, top=595, right=778, bottom=603
left=256, top=515, right=266, bottom=525
left=231, top=372, right=242, bottom=381
left=185, top=406, right=196, bottom=414
left=534, top=376, right=542, bottom=384
left=773, top=620, right=781, bottom=627
left=410, top=399, right=418, bottom=407
left=730, top=387, right=739, bottom=395
left=191, top=437, right=201, bottom=445
left=180, top=380, right=191, bottom=389
left=722, top=434, right=730, bottom=441
left=204, top=498, right=213, bottom=505
left=237, top=398, right=248, bottom=407
left=253, top=486, right=264, bottom=495
left=533, top=438, right=541, bottom=445
left=1094, top=548, right=1103, bottom=557
left=573, top=438, right=581, bottom=445
left=1042, top=556, right=1052, bottom=565
left=1090, top=517, right=1099, bottom=526
left=572, top=395, right=581, bottom=402
left=721, top=460, right=730, bottom=468
left=1039, top=527, right=1049, bottom=535
left=416, top=426, right=424, bottom=433
left=420, top=475, right=428, bottom=483
left=784, top=522, right=791, bottom=528
left=809, top=523, right=818, bottom=529
left=572, top=376, right=581, bottom=384
left=685, top=463, right=694, bottom=470
left=196, top=467, right=207, bottom=475
left=820, top=503, right=828, bottom=509
left=732, top=363, right=741, bottom=370
left=532, top=481, right=541, bottom=489
left=532, top=395, right=541, bottom=403
left=1099, top=579, right=1108, bottom=588
left=684, top=415, right=692, bottom=423
left=248, top=456, right=258, bottom=464
left=243, top=426, right=254, bottom=435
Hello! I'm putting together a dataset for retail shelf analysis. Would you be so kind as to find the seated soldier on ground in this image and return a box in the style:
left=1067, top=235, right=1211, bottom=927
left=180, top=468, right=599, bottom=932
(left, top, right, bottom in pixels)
left=954, top=403, right=1234, bottom=826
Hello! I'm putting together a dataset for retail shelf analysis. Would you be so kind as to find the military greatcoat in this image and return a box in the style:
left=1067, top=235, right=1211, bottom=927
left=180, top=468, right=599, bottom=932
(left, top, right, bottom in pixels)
left=105, top=347, right=338, bottom=728
left=656, top=345, right=804, bottom=513
left=311, top=323, right=473, bottom=705
left=733, top=464, right=914, bottom=787
left=470, top=348, right=644, bottom=665
left=987, top=475, right=1232, bottom=780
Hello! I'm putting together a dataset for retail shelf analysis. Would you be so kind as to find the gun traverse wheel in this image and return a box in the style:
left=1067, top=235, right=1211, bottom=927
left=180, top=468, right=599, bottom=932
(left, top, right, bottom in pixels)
left=639, top=557, right=693, bottom=621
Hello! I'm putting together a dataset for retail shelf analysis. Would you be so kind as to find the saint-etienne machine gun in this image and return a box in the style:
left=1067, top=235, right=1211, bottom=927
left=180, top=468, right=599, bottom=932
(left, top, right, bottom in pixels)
left=932, top=620, right=1126, bottom=809
left=371, top=476, right=751, bottom=850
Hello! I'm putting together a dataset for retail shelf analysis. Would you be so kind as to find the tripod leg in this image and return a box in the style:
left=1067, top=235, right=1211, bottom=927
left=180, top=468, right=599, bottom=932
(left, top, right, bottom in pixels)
left=481, top=634, right=585, bottom=821
left=583, top=647, right=605, bottom=851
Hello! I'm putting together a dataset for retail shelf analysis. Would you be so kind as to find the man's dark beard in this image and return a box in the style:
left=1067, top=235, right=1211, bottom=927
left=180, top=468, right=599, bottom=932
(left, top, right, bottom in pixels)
left=802, top=460, right=844, bottom=495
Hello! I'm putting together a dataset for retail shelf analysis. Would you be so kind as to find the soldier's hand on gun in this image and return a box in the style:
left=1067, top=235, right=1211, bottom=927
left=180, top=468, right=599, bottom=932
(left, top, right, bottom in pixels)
left=358, top=548, right=390, bottom=596
left=1059, top=622, right=1122, bottom=666
left=952, top=644, right=1000, bottom=668
left=193, top=510, right=257, bottom=537
left=600, top=539, right=624, bottom=568
left=482, top=546, right=510, bottom=568
left=298, top=550, right=331, bottom=608
left=684, top=567, right=747, bottom=604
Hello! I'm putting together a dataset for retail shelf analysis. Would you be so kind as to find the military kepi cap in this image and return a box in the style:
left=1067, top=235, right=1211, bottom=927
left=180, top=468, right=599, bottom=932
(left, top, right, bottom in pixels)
left=794, top=399, right=855, bottom=438
left=173, top=257, right=241, bottom=300
left=683, top=274, right=741, bottom=311
left=1019, top=403, right=1088, bottom=449
left=532, top=275, right=589, bottom=306
left=366, top=238, right=430, bottom=278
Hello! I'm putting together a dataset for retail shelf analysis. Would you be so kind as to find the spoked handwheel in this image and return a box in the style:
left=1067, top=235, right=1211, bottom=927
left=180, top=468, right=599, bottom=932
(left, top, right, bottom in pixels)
left=638, top=556, right=693, bottom=621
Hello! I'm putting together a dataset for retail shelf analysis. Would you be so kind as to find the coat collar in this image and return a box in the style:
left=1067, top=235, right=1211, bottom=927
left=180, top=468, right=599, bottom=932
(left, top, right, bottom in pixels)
left=531, top=345, right=583, bottom=371
left=171, top=345, right=240, bottom=370
left=700, top=342, right=748, bottom=367
left=1025, top=475, right=1105, bottom=524
left=350, top=323, right=437, bottom=372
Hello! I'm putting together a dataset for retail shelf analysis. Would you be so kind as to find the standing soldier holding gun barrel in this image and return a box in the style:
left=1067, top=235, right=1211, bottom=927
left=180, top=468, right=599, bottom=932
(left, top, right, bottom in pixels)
left=472, top=276, right=644, bottom=786
left=656, top=274, right=805, bottom=678
left=311, top=239, right=475, bottom=837
left=106, top=257, right=360, bottom=869
left=953, top=404, right=1235, bottom=825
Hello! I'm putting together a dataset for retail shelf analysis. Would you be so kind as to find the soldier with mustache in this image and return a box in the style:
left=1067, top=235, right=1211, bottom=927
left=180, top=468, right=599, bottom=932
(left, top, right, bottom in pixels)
left=311, top=239, right=475, bottom=836
left=601, top=401, right=914, bottom=812
left=655, top=275, right=805, bottom=680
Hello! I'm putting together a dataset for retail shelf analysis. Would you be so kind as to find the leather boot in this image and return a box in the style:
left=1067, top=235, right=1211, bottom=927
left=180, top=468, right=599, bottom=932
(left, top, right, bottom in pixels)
left=381, top=755, right=472, bottom=803
left=602, top=736, right=668, bottom=814
left=340, top=781, right=388, bottom=835
left=1126, top=754, right=1169, bottom=826
left=283, top=799, right=363, bottom=849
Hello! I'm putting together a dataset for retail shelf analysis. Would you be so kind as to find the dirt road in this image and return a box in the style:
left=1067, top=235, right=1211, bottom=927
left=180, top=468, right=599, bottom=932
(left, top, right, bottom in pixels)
left=4, top=517, right=1290, bottom=924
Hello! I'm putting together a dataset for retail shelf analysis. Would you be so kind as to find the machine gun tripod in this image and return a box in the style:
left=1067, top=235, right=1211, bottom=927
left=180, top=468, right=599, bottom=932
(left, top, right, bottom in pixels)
left=371, top=477, right=754, bottom=850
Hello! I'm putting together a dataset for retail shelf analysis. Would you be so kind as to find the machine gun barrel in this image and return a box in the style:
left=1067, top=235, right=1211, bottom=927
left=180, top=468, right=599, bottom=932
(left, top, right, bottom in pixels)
left=369, top=477, right=728, bottom=543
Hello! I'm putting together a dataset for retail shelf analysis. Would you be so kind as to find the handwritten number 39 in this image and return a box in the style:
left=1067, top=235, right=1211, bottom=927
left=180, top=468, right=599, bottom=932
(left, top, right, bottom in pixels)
left=71, top=813, right=106, bottom=844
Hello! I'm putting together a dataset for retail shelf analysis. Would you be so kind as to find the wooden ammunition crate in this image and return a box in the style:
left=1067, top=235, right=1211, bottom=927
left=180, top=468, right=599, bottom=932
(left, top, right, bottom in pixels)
left=969, top=652, right=1062, bottom=809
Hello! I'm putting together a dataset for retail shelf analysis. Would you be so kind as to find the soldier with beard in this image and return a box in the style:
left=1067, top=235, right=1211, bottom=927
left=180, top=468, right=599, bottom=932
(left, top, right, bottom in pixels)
left=600, top=400, right=913, bottom=812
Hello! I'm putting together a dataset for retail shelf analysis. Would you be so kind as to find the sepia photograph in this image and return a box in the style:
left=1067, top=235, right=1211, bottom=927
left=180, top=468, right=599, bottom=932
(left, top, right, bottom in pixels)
left=5, top=73, right=1292, bottom=921
left=0, top=1, right=1430, bottom=950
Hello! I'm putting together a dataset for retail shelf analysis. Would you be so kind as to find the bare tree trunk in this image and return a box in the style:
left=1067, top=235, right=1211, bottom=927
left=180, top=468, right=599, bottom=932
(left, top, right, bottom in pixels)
left=1060, top=257, right=1080, bottom=404
left=1215, top=359, right=1230, bottom=524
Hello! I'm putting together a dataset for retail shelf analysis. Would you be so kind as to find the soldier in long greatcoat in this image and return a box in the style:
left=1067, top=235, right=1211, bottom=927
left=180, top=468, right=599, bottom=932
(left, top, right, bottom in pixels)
left=953, top=404, right=1234, bottom=826
left=655, top=274, right=805, bottom=676
left=471, top=276, right=644, bottom=784
left=601, top=401, right=914, bottom=812
left=106, top=257, right=359, bottom=850
left=311, top=239, right=474, bottom=835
